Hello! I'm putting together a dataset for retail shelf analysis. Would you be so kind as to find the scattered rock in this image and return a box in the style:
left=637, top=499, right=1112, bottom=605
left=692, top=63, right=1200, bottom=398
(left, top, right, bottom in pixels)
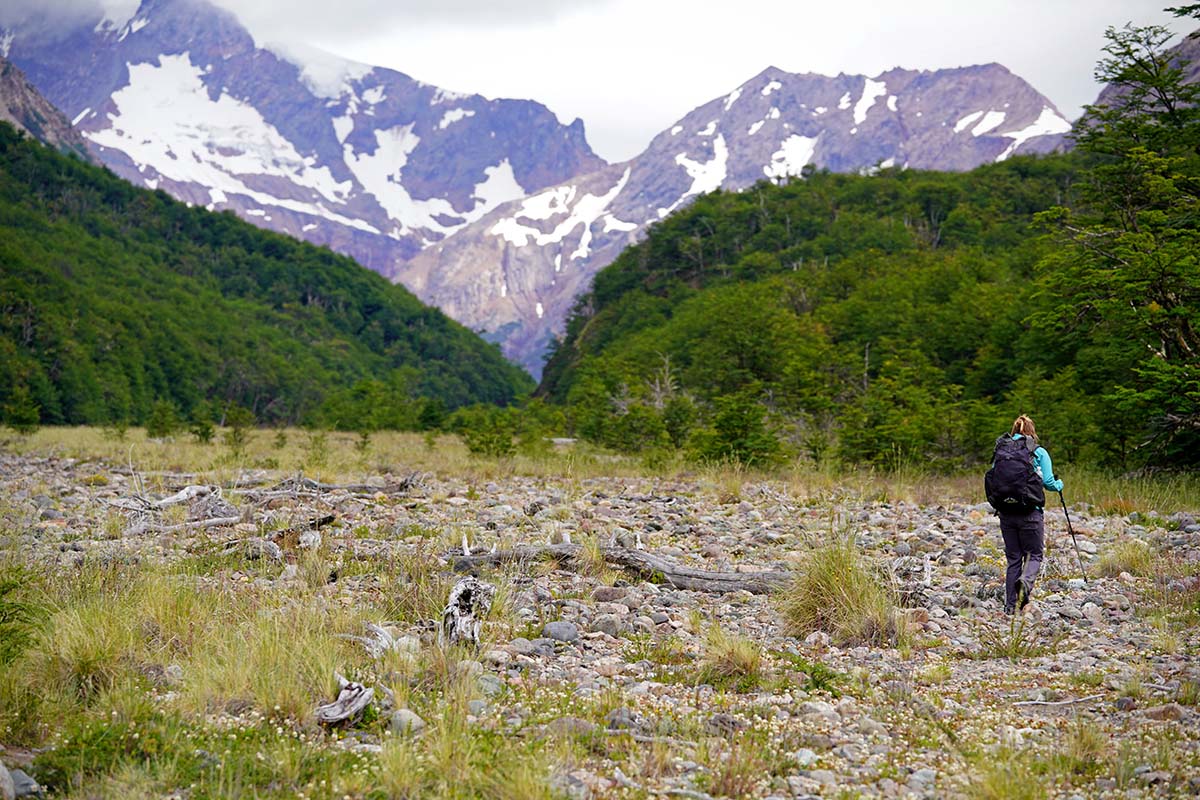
left=543, top=621, right=579, bottom=643
left=390, top=708, right=426, bottom=734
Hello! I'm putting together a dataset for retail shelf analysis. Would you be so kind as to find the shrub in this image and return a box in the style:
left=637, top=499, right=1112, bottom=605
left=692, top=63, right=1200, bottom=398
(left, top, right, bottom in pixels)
left=697, top=620, right=764, bottom=692
left=3, top=384, right=40, bottom=435
left=775, top=535, right=902, bottom=646
left=145, top=399, right=181, bottom=439
left=1095, top=539, right=1154, bottom=577
left=453, top=405, right=517, bottom=458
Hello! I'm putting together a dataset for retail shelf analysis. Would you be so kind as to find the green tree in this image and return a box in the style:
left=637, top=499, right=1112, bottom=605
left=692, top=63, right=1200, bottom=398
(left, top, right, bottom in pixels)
left=1035, top=22, right=1200, bottom=466
left=145, top=399, right=181, bottom=439
left=223, top=403, right=255, bottom=456
left=3, top=384, right=40, bottom=435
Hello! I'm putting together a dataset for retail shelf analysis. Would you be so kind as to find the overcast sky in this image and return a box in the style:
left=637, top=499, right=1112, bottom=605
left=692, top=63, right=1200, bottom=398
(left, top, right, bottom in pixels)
left=10, top=0, right=1195, bottom=161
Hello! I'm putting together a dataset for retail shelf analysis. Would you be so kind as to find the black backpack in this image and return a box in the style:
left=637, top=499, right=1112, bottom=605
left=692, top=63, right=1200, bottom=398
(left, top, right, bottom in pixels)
left=984, top=434, right=1045, bottom=512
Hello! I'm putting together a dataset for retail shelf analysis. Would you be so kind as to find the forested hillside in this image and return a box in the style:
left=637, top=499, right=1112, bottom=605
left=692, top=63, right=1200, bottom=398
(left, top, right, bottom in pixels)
left=541, top=23, right=1199, bottom=471
left=0, top=123, right=533, bottom=427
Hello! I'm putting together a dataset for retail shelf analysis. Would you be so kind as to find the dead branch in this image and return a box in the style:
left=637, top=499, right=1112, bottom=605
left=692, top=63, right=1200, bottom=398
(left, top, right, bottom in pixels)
left=452, top=544, right=790, bottom=595
left=129, top=516, right=241, bottom=535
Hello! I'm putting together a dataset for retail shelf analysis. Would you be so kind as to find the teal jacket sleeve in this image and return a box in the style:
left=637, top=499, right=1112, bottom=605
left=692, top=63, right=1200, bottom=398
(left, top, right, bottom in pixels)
left=1033, top=447, right=1063, bottom=492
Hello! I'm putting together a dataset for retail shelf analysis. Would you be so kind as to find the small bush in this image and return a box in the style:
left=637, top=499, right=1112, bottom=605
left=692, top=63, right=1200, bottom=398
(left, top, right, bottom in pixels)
left=697, top=620, right=764, bottom=692
left=965, top=745, right=1049, bottom=800
left=775, top=535, right=902, bottom=646
left=973, top=616, right=1065, bottom=663
left=3, top=384, right=40, bottom=434
left=145, top=399, right=181, bottom=439
left=1095, top=539, right=1154, bottom=577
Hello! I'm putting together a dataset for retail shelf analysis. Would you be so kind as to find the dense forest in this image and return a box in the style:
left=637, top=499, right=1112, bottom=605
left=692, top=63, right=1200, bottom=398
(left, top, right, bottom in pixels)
left=540, top=23, right=1199, bottom=471
left=0, top=123, right=533, bottom=428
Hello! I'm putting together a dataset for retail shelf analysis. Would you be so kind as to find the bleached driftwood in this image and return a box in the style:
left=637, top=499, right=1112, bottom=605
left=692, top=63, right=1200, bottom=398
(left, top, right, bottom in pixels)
left=108, top=484, right=219, bottom=512
left=440, top=577, right=496, bottom=648
left=315, top=673, right=374, bottom=725
left=337, top=622, right=420, bottom=659
left=129, top=515, right=241, bottom=536
left=453, top=544, right=790, bottom=595
left=238, top=474, right=424, bottom=503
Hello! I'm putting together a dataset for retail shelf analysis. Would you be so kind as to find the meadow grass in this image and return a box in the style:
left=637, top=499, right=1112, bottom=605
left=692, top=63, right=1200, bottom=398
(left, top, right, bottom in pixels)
left=5, top=426, right=1197, bottom=515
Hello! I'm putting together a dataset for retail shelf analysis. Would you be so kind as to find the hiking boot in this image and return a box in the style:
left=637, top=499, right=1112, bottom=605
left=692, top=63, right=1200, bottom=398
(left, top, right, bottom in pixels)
left=1017, top=580, right=1032, bottom=610
left=1003, top=605, right=1016, bottom=616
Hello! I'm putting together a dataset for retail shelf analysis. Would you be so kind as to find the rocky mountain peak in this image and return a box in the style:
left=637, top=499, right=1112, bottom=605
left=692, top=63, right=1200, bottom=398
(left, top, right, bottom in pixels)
left=0, top=55, right=90, bottom=158
left=398, top=60, right=1075, bottom=376
left=4, top=0, right=605, bottom=276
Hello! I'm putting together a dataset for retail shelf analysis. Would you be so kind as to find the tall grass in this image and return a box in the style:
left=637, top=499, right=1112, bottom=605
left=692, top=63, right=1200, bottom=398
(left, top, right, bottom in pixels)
left=774, top=533, right=905, bottom=647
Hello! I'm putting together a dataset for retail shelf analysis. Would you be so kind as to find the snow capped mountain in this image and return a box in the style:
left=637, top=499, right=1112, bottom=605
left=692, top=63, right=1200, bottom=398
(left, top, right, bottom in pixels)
left=2, top=0, right=603, bottom=272
left=399, top=62, right=1074, bottom=376
left=3, top=0, right=1080, bottom=378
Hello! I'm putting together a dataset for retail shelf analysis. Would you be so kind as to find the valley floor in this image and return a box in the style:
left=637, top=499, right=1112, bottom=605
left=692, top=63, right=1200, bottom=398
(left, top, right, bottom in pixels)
left=0, top=430, right=1197, bottom=799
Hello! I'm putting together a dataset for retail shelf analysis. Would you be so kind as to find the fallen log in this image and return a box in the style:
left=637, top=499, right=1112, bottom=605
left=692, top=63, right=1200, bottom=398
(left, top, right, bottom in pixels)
left=129, top=515, right=241, bottom=535
left=452, top=544, right=790, bottom=595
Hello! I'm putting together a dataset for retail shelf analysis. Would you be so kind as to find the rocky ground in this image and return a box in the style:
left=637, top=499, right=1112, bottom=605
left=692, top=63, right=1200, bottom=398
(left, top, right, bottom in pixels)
left=1, top=449, right=1198, bottom=799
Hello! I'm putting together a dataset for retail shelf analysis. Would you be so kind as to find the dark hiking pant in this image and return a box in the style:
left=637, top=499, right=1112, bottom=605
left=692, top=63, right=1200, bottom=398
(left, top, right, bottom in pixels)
left=999, top=508, right=1044, bottom=611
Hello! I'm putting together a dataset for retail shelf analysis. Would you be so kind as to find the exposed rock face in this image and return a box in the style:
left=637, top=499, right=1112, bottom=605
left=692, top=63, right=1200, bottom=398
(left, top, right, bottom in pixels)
left=0, top=55, right=90, bottom=158
left=399, top=63, right=1073, bottom=376
left=1, top=0, right=604, bottom=275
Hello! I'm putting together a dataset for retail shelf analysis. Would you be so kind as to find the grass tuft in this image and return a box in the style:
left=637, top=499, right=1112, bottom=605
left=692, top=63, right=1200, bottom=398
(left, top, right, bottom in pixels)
left=774, top=534, right=904, bottom=646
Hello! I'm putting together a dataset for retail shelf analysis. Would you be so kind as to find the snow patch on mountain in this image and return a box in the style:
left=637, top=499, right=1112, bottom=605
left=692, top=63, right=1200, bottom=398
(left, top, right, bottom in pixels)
left=953, top=110, right=983, bottom=133
left=724, top=87, right=742, bottom=110
left=342, top=124, right=459, bottom=233
left=971, top=110, right=1006, bottom=136
left=0, top=30, right=13, bottom=58
left=748, top=119, right=764, bottom=136
left=266, top=40, right=372, bottom=99
left=439, top=108, right=476, bottom=129
left=838, top=92, right=851, bottom=110
left=95, top=0, right=139, bottom=33
left=697, top=120, right=717, bottom=136
left=117, top=16, right=148, bottom=42
left=887, top=95, right=898, bottom=111
left=995, top=106, right=1072, bottom=160
left=468, top=160, right=525, bottom=220
left=332, top=115, right=352, bottom=143
left=84, top=53, right=376, bottom=231
left=853, top=78, right=887, bottom=125
left=656, top=135, right=728, bottom=218
left=491, top=168, right=631, bottom=261
left=764, top=134, right=818, bottom=179
left=761, top=80, right=781, bottom=96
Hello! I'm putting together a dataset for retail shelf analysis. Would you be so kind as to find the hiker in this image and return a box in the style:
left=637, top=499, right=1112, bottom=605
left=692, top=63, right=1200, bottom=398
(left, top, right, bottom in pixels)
left=984, top=415, right=1064, bottom=614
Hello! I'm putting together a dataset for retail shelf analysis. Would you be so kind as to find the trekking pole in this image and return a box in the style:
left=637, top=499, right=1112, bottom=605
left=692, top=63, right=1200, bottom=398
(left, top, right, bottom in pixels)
left=1057, top=489, right=1088, bottom=584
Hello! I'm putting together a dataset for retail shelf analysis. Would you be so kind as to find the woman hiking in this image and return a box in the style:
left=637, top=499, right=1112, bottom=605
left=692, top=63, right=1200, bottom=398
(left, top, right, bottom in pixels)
left=985, top=415, right=1064, bottom=615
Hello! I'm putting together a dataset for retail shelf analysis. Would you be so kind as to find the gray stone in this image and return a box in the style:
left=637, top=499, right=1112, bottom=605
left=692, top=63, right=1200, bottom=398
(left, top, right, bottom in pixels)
left=606, top=706, right=645, bottom=731
left=7, top=770, right=37, bottom=799
left=910, top=768, right=937, bottom=786
left=590, top=614, right=623, bottom=637
left=592, top=586, right=628, bottom=603
left=477, top=673, right=504, bottom=697
left=468, top=699, right=489, bottom=716
left=542, top=621, right=579, bottom=642
left=508, top=637, right=537, bottom=656
left=0, top=763, right=14, bottom=800
left=390, top=708, right=426, bottom=734
left=793, top=748, right=818, bottom=767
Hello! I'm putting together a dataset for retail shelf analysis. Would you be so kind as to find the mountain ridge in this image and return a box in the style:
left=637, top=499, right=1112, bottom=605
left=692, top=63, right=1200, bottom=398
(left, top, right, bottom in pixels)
left=399, top=60, right=1073, bottom=375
